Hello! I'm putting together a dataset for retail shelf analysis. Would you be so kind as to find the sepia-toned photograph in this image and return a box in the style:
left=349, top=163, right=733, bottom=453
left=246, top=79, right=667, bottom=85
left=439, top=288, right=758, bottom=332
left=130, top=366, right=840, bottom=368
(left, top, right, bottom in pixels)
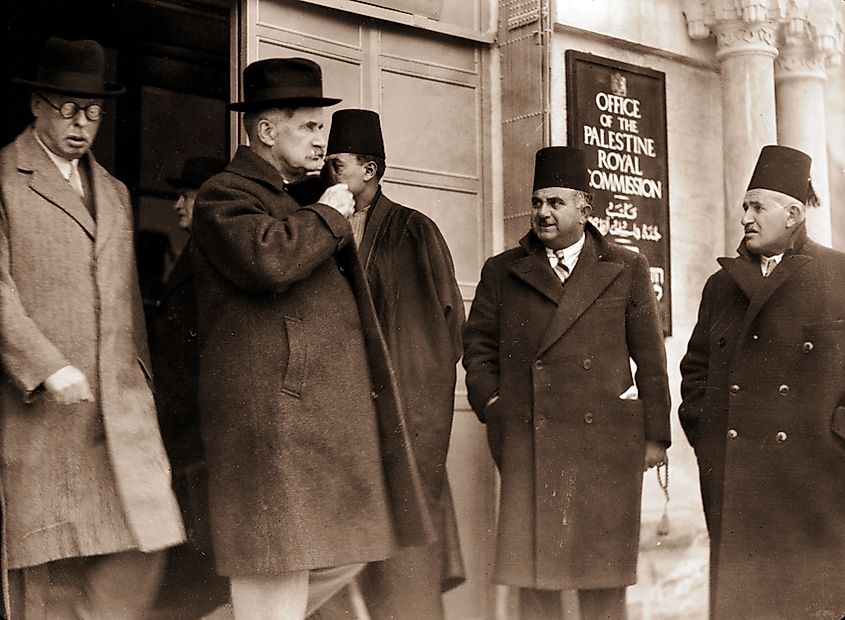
left=0, top=1, right=843, bottom=618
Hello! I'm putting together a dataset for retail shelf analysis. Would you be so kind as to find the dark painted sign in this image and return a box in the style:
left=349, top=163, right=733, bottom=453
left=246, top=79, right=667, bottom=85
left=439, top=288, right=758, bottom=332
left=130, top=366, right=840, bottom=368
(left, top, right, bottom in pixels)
left=566, top=50, right=672, bottom=334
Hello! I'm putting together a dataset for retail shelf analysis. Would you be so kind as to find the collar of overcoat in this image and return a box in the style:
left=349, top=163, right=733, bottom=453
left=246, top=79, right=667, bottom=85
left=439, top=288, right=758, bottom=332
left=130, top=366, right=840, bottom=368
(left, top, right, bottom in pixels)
left=512, top=222, right=625, bottom=356
left=717, top=221, right=813, bottom=343
left=15, top=128, right=122, bottom=247
left=226, top=145, right=288, bottom=194
left=356, top=186, right=390, bottom=270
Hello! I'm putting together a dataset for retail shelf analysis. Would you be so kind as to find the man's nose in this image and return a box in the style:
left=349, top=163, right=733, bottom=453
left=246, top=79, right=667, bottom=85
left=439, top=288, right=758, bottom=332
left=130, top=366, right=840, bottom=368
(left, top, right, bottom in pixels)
left=741, top=209, right=753, bottom=225
left=314, top=133, right=326, bottom=148
left=536, top=202, right=551, bottom=217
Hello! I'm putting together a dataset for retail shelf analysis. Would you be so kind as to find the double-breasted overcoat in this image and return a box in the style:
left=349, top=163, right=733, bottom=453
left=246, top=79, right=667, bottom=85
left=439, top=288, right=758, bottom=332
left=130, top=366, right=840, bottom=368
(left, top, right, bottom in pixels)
left=0, top=128, right=185, bottom=571
left=191, top=146, right=433, bottom=576
left=463, top=223, right=670, bottom=589
left=680, top=224, right=845, bottom=620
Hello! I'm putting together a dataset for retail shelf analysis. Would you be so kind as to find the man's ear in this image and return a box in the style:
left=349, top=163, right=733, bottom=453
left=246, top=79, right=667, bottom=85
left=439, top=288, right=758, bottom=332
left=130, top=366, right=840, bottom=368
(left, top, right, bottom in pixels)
left=363, top=160, right=378, bottom=182
left=785, top=203, right=803, bottom=228
left=30, top=94, right=41, bottom=118
left=256, top=118, right=276, bottom=147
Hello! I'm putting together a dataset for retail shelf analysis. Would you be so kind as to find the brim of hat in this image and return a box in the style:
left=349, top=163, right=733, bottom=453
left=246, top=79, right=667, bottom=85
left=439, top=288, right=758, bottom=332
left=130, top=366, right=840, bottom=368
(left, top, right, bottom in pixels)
left=227, top=96, right=342, bottom=111
left=13, top=78, right=126, bottom=97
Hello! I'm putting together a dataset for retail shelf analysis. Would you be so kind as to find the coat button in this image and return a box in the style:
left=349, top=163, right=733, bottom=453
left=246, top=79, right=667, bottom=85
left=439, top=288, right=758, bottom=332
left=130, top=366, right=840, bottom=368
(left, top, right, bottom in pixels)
left=370, top=390, right=378, bottom=400
left=776, top=431, right=788, bottom=443
left=584, top=413, right=594, bottom=424
left=727, top=429, right=738, bottom=439
left=534, top=360, right=544, bottom=369
left=730, top=384, right=740, bottom=395
left=778, top=384, right=790, bottom=396
left=718, top=337, right=726, bottom=348
left=582, top=359, right=592, bottom=370
left=802, top=341, right=814, bottom=353
left=752, top=334, right=759, bottom=340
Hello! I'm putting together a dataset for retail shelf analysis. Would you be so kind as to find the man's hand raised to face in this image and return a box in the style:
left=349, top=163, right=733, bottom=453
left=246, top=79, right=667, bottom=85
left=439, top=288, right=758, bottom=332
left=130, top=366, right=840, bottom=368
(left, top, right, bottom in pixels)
left=319, top=183, right=355, bottom=219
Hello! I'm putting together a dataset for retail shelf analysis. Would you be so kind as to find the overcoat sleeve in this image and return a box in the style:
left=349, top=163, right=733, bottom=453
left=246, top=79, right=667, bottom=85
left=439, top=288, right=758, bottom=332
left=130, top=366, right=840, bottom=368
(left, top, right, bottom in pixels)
left=0, top=192, right=69, bottom=397
left=413, top=214, right=464, bottom=363
left=625, top=252, right=672, bottom=446
left=192, top=179, right=352, bottom=293
left=462, top=257, right=501, bottom=421
left=678, top=274, right=716, bottom=448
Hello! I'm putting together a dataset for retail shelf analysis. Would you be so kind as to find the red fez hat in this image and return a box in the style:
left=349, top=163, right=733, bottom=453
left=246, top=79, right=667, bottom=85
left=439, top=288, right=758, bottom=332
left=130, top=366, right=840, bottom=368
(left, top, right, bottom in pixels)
left=228, top=58, right=341, bottom=112
left=326, top=109, right=386, bottom=159
left=747, top=145, right=818, bottom=205
left=14, top=37, right=125, bottom=97
left=533, top=146, right=590, bottom=193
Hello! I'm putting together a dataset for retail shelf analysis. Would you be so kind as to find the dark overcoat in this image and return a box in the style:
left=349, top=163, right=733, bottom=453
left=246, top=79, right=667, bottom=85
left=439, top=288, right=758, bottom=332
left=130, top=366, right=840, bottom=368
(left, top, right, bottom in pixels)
left=356, top=191, right=466, bottom=594
left=463, top=223, right=670, bottom=589
left=0, top=129, right=185, bottom=570
left=191, top=146, right=433, bottom=576
left=680, top=224, right=845, bottom=620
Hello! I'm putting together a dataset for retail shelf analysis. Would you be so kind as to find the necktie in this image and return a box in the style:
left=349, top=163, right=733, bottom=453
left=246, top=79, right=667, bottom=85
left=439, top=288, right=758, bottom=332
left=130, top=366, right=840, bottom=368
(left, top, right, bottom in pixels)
left=761, top=256, right=777, bottom=278
left=68, top=161, right=84, bottom=198
left=549, top=250, right=570, bottom=283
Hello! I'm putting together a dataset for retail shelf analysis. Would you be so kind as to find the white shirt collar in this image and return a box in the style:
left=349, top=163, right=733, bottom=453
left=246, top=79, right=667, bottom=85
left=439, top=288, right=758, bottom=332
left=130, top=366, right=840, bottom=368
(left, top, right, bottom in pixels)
left=760, top=253, right=783, bottom=276
left=33, top=128, right=78, bottom=182
left=545, top=232, right=586, bottom=272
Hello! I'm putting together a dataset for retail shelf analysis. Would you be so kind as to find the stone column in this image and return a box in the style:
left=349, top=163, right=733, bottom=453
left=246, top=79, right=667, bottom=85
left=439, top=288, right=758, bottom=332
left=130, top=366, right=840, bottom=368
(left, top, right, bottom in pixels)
left=713, top=20, right=780, bottom=252
left=775, top=0, right=843, bottom=246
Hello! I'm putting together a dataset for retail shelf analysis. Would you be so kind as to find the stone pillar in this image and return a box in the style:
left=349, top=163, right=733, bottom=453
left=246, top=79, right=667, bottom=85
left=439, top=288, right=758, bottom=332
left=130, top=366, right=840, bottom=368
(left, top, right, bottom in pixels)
left=774, top=0, right=843, bottom=246
left=713, top=20, right=780, bottom=252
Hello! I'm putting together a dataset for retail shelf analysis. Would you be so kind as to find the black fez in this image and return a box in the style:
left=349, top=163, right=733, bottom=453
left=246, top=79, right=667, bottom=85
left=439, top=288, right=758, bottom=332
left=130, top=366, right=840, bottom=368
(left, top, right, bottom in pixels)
left=228, top=58, right=341, bottom=112
left=326, top=109, right=386, bottom=159
left=533, top=146, right=590, bottom=193
left=746, top=145, right=817, bottom=205
left=166, top=157, right=227, bottom=190
left=14, top=37, right=125, bottom=97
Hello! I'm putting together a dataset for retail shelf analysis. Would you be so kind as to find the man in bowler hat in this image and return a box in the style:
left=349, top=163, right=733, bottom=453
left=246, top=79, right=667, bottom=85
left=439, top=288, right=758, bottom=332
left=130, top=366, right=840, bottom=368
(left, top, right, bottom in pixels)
left=680, top=145, right=845, bottom=619
left=190, top=58, right=434, bottom=619
left=320, top=109, right=466, bottom=619
left=463, top=146, right=670, bottom=619
left=0, top=37, right=185, bottom=618
left=149, top=156, right=229, bottom=618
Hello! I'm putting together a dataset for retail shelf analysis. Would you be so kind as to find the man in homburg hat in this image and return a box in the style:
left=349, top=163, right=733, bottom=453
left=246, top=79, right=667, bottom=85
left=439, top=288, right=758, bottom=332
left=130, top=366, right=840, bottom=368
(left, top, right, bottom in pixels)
left=190, top=58, right=434, bottom=619
left=0, top=37, right=186, bottom=618
left=149, top=156, right=229, bottom=618
left=680, top=145, right=845, bottom=619
left=319, top=109, right=465, bottom=619
left=463, top=146, right=670, bottom=620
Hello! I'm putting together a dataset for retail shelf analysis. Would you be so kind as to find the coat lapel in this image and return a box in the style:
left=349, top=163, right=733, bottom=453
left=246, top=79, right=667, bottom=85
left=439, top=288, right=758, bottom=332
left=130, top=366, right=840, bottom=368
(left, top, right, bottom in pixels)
left=358, top=190, right=396, bottom=271
left=536, top=231, right=624, bottom=356
left=90, top=156, right=124, bottom=254
left=719, top=250, right=812, bottom=344
left=17, top=130, right=96, bottom=240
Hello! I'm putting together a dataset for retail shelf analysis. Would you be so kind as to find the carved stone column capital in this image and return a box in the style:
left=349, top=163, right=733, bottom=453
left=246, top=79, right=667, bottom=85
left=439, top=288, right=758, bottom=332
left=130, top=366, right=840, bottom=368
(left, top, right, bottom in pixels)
left=714, top=20, right=779, bottom=61
left=775, top=39, right=828, bottom=82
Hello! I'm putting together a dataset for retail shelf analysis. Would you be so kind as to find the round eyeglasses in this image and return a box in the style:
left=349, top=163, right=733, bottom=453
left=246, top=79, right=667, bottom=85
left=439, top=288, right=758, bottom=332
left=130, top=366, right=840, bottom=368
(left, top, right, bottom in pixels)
left=38, top=94, right=104, bottom=122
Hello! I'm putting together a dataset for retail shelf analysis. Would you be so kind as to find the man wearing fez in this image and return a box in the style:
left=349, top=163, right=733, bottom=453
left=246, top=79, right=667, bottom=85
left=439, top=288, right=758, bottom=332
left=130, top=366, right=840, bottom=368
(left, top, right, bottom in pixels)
left=321, top=109, right=465, bottom=619
left=0, top=38, right=185, bottom=617
left=680, top=145, right=845, bottom=619
left=190, top=58, right=433, bottom=619
left=150, top=156, right=229, bottom=618
left=463, top=146, right=670, bottom=620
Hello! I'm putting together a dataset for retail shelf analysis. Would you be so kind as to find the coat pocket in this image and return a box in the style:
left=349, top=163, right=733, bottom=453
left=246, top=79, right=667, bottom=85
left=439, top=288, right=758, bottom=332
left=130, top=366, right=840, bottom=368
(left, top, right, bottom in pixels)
left=281, top=316, right=307, bottom=399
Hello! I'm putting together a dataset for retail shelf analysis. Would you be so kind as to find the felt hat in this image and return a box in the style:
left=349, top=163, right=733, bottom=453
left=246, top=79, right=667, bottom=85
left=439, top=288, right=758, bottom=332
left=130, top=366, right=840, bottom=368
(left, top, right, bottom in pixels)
left=166, top=157, right=227, bottom=190
left=228, top=57, right=341, bottom=112
left=326, top=109, right=386, bottom=159
left=14, top=37, right=125, bottom=97
left=747, top=145, right=817, bottom=205
left=533, top=146, right=590, bottom=193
